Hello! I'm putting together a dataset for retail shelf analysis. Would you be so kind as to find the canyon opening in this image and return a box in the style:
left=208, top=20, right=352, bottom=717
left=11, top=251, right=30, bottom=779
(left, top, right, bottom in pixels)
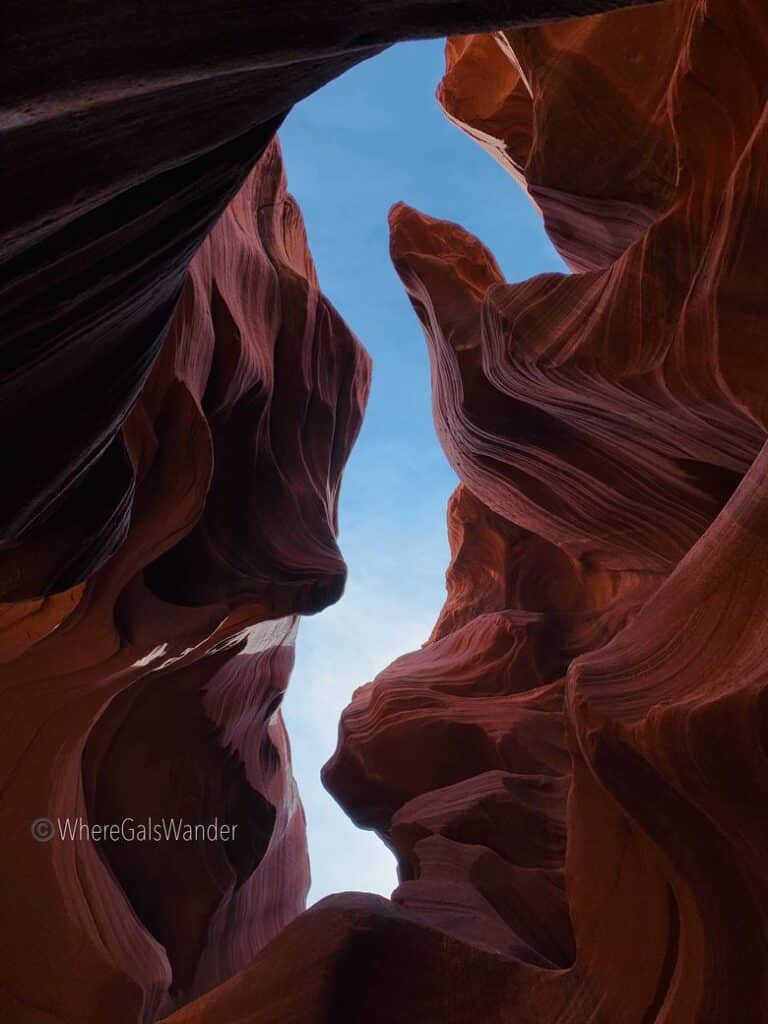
left=2, top=2, right=767, bottom=1023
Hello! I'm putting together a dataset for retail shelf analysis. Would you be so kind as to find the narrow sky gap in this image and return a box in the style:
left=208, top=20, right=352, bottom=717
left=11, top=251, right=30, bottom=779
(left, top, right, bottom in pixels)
left=279, top=38, right=567, bottom=903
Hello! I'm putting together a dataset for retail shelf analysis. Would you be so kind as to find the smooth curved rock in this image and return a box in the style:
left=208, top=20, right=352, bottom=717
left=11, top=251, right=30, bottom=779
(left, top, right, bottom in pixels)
left=317, top=2, right=768, bottom=1022
left=5, top=0, right=759, bottom=1022
left=0, top=139, right=369, bottom=1022
left=438, top=3, right=689, bottom=270
left=0, top=0, right=656, bottom=600
left=123, top=2, right=767, bottom=1020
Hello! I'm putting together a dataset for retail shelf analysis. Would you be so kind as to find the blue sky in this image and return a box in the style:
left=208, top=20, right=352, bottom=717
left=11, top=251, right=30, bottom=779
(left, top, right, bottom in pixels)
left=279, top=39, right=565, bottom=902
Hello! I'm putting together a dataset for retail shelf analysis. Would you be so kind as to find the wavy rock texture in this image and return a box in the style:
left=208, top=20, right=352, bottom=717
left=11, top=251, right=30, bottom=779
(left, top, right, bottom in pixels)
left=0, top=0, right=655, bottom=601
left=118, top=0, right=768, bottom=1018
left=324, top=1, right=768, bottom=1022
left=0, top=139, right=370, bottom=1022
left=5, top=1, right=745, bottom=1023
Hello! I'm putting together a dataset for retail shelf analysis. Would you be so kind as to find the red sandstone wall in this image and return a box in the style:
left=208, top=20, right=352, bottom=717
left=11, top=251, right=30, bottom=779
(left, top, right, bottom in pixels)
left=161, top=2, right=768, bottom=1021
left=9, top=0, right=763, bottom=1021
left=320, top=2, right=768, bottom=1021
left=0, top=139, right=370, bottom=1021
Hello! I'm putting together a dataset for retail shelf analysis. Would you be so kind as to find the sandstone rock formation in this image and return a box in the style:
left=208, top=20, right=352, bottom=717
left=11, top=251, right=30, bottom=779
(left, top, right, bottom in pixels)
left=321, top=1, right=768, bottom=1021
left=1, top=0, right=656, bottom=602
left=0, top=139, right=370, bottom=1021
left=149, top=0, right=768, bottom=1021
left=9, top=0, right=760, bottom=1022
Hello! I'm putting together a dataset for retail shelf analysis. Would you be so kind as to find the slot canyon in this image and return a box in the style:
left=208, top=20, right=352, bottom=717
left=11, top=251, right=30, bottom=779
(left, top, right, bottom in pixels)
left=2, top=0, right=768, bottom=1021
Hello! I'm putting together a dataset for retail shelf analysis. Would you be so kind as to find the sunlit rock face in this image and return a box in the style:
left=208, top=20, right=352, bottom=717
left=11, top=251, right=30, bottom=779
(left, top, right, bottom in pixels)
left=0, top=139, right=370, bottom=1022
left=321, top=1, right=768, bottom=1022
left=4, top=1, right=740, bottom=1022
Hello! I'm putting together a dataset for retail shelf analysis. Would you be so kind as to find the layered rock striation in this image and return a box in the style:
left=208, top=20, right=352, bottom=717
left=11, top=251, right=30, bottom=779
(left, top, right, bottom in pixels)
left=322, top=1, right=768, bottom=1021
left=0, top=0, right=657, bottom=601
left=88, top=2, right=768, bottom=1019
left=0, top=139, right=370, bottom=1021
left=6, top=0, right=761, bottom=1022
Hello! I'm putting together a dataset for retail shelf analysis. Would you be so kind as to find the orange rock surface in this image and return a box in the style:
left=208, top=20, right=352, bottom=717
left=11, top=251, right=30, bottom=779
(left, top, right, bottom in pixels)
left=322, top=1, right=768, bottom=1021
left=0, top=139, right=370, bottom=1020
left=10, top=0, right=765, bottom=1022
left=94, top=2, right=768, bottom=1019
left=0, top=0, right=657, bottom=600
